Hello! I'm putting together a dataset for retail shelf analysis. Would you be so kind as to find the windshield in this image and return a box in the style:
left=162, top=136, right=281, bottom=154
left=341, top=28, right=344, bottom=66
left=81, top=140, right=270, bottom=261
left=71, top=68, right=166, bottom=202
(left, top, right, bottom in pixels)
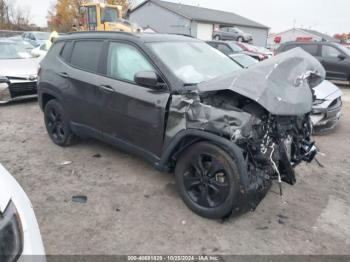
left=0, top=42, right=33, bottom=59
left=101, top=7, right=119, bottom=23
left=34, top=32, right=50, bottom=40
left=227, top=42, right=243, bottom=52
left=230, top=54, right=258, bottom=68
left=148, top=42, right=242, bottom=85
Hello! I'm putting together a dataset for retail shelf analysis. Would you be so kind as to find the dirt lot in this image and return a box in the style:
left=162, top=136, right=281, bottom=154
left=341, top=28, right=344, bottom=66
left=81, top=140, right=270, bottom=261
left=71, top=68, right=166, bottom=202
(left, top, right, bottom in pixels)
left=1, top=86, right=350, bottom=255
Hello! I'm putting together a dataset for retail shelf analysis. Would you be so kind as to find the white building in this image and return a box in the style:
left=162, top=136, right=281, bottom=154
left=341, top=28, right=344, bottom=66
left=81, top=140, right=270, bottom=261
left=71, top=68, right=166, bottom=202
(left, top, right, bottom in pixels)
left=129, top=0, right=270, bottom=47
left=268, top=28, right=339, bottom=49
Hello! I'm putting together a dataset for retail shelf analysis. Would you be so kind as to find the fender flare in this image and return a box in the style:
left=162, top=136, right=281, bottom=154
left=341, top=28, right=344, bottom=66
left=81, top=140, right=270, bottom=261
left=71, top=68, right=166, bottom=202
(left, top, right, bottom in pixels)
left=158, top=129, right=250, bottom=187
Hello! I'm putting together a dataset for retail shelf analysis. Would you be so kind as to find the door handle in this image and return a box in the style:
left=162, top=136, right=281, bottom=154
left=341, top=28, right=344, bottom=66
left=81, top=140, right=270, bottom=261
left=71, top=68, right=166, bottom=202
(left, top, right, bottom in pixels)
left=99, top=84, right=114, bottom=93
left=59, top=72, right=69, bottom=78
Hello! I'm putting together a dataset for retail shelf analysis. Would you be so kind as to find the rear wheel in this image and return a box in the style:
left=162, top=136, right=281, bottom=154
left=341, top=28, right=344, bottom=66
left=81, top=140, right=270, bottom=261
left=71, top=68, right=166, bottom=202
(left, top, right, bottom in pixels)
left=44, top=99, right=77, bottom=146
left=237, top=36, right=244, bottom=42
left=175, top=142, right=240, bottom=219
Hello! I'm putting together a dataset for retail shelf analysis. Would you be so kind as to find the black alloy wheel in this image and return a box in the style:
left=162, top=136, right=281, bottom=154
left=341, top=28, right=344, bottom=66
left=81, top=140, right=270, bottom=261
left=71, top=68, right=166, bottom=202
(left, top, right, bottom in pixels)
left=175, top=142, right=240, bottom=219
left=44, top=99, right=77, bottom=146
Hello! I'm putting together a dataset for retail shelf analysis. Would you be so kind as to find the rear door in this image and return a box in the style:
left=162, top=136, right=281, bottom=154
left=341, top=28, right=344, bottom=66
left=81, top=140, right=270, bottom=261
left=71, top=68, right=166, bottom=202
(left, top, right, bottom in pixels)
left=64, top=40, right=106, bottom=131
left=221, top=28, right=231, bottom=40
left=320, top=44, right=349, bottom=80
left=98, top=41, right=170, bottom=156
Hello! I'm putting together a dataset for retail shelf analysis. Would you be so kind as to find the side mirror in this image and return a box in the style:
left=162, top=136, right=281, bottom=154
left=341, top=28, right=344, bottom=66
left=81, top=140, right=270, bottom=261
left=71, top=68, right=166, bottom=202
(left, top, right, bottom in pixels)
left=338, top=54, right=346, bottom=60
left=134, top=71, right=161, bottom=89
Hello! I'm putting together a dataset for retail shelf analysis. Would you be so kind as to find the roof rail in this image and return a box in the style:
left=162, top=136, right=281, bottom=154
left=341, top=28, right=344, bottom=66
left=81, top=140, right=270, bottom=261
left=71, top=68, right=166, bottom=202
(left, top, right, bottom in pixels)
left=66, top=31, right=136, bottom=37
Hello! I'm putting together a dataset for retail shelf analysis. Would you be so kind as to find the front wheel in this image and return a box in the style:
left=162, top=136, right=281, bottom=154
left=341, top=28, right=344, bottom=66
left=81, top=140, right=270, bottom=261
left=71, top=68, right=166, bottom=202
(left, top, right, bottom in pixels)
left=175, top=142, right=240, bottom=219
left=237, top=36, right=244, bottom=42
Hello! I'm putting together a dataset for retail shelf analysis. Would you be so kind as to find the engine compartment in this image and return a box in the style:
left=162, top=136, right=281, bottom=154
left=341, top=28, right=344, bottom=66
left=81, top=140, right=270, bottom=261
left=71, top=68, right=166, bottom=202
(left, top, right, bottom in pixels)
left=201, top=90, right=317, bottom=206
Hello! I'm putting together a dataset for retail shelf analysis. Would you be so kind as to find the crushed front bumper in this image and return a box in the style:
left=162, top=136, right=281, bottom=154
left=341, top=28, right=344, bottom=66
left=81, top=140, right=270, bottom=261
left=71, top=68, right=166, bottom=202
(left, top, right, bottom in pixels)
left=311, top=97, right=342, bottom=133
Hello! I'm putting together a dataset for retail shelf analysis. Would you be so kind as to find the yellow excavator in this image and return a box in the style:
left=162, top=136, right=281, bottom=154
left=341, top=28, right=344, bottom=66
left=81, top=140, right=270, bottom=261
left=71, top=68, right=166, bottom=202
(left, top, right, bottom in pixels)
left=75, top=2, right=137, bottom=32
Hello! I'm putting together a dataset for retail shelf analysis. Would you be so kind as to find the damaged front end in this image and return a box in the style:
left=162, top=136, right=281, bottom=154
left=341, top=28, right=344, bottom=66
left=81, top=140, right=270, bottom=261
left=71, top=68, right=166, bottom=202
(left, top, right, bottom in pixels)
left=166, top=48, right=325, bottom=213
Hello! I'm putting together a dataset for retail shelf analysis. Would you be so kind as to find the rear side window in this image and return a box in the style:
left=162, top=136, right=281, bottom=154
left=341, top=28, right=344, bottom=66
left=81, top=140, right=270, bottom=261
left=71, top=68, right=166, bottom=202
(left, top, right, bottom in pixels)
left=322, top=45, right=341, bottom=58
left=60, top=41, right=73, bottom=61
left=299, top=44, right=318, bottom=56
left=70, top=41, right=103, bottom=73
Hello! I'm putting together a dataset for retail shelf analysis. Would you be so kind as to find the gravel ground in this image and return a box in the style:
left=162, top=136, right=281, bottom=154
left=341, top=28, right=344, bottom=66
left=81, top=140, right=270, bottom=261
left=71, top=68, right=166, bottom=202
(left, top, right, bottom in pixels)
left=0, top=86, right=350, bottom=255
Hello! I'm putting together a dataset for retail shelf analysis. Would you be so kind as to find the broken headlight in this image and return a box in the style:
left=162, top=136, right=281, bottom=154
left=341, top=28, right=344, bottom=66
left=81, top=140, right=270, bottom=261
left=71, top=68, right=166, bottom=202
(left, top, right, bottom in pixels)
left=313, top=99, right=325, bottom=106
left=0, top=201, right=24, bottom=262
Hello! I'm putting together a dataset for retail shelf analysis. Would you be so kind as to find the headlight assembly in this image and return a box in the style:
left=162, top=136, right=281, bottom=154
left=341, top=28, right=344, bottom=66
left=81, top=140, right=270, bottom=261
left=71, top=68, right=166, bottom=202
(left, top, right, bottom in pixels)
left=0, top=201, right=24, bottom=262
left=313, top=99, right=325, bottom=106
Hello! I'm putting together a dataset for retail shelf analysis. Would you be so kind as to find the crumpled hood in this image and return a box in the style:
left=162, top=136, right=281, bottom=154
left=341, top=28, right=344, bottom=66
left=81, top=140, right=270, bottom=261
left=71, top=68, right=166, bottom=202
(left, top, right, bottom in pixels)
left=0, top=58, right=40, bottom=79
left=198, top=48, right=326, bottom=116
left=314, top=80, right=342, bottom=100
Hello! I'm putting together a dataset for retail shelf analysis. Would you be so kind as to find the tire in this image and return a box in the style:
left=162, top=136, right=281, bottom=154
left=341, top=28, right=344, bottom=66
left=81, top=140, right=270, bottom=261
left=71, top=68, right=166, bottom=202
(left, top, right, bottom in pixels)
left=44, top=99, right=77, bottom=147
left=237, top=36, right=244, bottom=42
left=213, top=35, right=221, bottom=41
left=175, top=142, right=240, bottom=219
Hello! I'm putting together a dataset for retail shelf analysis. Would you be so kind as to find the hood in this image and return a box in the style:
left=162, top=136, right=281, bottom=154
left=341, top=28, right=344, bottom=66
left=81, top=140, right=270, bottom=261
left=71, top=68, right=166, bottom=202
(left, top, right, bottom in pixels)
left=314, top=80, right=342, bottom=100
left=0, top=58, right=40, bottom=79
left=198, top=48, right=326, bottom=116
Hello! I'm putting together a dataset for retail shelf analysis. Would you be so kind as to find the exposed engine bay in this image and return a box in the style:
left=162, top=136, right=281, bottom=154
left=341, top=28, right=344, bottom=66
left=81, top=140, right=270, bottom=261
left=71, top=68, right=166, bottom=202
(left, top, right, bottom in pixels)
left=202, top=91, right=318, bottom=197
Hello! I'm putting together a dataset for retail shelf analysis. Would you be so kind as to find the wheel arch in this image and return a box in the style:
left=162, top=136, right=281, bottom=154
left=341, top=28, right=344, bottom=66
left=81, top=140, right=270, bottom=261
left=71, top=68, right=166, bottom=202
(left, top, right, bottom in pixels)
left=39, top=89, right=61, bottom=111
left=159, top=129, right=249, bottom=186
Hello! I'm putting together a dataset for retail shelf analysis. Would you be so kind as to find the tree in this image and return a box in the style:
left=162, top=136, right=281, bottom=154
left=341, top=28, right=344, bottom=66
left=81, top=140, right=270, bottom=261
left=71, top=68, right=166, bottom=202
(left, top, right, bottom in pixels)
left=47, top=0, right=130, bottom=32
left=0, top=0, right=32, bottom=30
left=47, top=0, right=82, bottom=32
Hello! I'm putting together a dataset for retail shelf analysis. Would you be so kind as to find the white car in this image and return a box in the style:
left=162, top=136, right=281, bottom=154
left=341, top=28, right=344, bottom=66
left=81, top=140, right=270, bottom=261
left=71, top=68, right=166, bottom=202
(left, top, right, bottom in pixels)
left=0, top=164, right=45, bottom=260
left=312, top=80, right=342, bottom=133
left=31, top=43, right=48, bottom=58
left=0, top=39, right=40, bottom=103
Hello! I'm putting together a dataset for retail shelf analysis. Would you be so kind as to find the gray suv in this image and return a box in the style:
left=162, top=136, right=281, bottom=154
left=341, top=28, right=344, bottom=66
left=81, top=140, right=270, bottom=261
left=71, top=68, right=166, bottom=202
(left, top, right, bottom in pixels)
left=38, top=32, right=320, bottom=219
left=212, top=27, right=252, bottom=42
left=276, top=41, right=350, bottom=85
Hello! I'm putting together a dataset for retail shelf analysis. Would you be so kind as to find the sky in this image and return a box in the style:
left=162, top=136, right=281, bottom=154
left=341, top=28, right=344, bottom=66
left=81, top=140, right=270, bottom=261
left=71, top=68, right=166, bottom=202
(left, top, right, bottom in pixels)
left=19, top=0, right=350, bottom=35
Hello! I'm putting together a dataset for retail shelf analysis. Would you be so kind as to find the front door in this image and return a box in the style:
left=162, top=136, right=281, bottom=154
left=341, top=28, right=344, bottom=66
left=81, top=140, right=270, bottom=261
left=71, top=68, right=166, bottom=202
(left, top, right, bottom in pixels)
left=99, top=41, right=170, bottom=157
left=321, top=45, right=349, bottom=80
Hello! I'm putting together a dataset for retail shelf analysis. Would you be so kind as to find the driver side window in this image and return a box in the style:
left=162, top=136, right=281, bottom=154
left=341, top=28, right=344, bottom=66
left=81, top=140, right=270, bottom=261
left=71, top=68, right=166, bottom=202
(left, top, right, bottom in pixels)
left=322, top=45, right=341, bottom=58
left=107, top=42, right=155, bottom=83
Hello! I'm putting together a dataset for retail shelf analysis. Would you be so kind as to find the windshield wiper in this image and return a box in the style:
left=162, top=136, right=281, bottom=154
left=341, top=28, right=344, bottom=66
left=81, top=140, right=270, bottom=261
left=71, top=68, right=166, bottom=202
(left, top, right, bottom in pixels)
left=183, top=83, right=198, bottom=87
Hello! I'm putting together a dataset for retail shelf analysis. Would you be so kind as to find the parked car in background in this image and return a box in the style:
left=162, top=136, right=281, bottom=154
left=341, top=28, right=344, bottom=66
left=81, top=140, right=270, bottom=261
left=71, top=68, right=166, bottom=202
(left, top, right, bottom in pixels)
left=312, top=80, right=342, bottom=133
left=0, top=39, right=40, bottom=103
left=276, top=41, right=350, bottom=85
left=212, top=27, right=252, bottom=42
left=228, top=53, right=259, bottom=68
left=256, top=46, right=274, bottom=58
left=0, top=163, right=45, bottom=260
left=207, top=41, right=263, bottom=62
left=22, top=31, right=50, bottom=47
left=31, top=42, right=49, bottom=58
left=236, top=42, right=269, bottom=61
left=7, top=36, right=35, bottom=51
left=207, top=40, right=244, bottom=55
left=39, top=32, right=321, bottom=219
